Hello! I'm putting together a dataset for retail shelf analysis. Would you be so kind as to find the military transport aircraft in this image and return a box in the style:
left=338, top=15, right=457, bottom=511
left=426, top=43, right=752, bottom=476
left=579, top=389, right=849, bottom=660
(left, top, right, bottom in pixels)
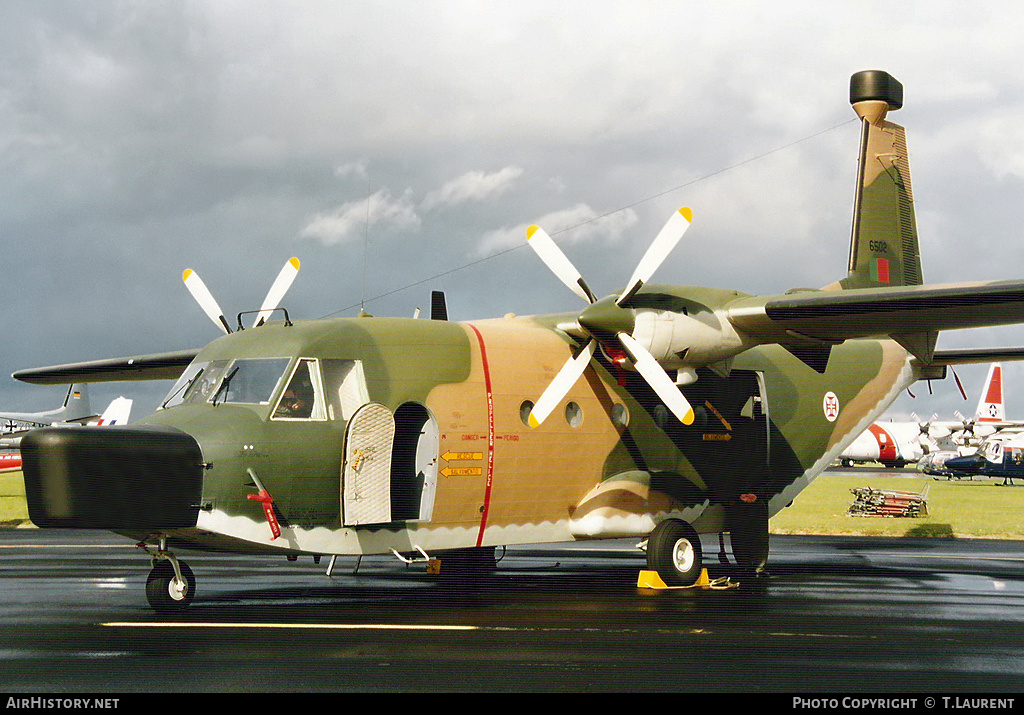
left=838, top=362, right=1010, bottom=467
left=0, top=383, right=92, bottom=432
left=14, top=70, right=1024, bottom=612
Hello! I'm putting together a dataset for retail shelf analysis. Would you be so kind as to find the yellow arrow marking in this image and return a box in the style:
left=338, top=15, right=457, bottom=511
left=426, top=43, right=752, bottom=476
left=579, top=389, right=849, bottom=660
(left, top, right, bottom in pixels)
left=442, top=451, right=483, bottom=461
left=441, top=466, right=483, bottom=477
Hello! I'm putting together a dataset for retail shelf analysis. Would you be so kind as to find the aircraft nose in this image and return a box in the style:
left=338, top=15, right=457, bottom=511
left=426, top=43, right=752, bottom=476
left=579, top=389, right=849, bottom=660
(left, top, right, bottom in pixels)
left=20, top=425, right=204, bottom=530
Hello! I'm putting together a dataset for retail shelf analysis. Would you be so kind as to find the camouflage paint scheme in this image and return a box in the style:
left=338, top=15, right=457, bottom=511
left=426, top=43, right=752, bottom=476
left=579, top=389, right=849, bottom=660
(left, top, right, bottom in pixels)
left=16, top=71, right=1024, bottom=604
left=92, top=297, right=904, bottom=559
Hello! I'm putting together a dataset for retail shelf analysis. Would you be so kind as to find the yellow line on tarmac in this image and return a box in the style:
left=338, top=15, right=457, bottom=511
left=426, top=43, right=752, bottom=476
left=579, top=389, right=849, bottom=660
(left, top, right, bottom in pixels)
left=103, top=623, right=916, bottom=642
left=104, top=622, right=478, bottom=631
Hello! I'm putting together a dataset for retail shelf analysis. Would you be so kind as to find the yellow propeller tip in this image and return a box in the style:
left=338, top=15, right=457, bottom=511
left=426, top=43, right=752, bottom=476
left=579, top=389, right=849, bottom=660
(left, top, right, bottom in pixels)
left=526, top=225, right=540, bottom=240
left=289, top=257, right=300, bottom=269
left=678, top=207, right=693, bottom=222
left=682, top=409, right=695, bottom=426
left=182, top=269, right=193, bottom=281
left=528, top=413, right=541, bottom=428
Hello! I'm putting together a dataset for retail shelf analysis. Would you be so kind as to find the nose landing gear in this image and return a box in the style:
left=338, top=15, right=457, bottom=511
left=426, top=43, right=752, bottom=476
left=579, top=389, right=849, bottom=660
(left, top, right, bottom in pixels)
left=138, top=539, right=196, bottom=613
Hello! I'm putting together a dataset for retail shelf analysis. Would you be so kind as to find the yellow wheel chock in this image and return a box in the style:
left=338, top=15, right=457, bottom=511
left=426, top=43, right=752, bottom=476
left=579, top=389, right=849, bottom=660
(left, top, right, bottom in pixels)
left=637, top=568, right=737, bottom=590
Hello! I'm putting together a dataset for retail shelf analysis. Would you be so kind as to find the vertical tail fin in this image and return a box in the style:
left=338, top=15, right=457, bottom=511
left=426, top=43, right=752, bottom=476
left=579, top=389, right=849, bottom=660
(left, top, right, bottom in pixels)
left=59, top=384, right=92, bottom=423
left=841, top=70, right=923, bottom=290
left=841, top=70, right=933, bottom=362
left=976, top=363, right=1005, bottom=422
left=93, top=396, right=133, bottom=426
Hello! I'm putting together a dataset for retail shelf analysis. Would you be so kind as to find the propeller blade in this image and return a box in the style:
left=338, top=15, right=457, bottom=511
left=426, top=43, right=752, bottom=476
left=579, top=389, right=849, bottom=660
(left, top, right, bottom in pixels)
left=252, top=257, right=301, bottom=327
left=528, top=340, right=597, bottom=427
left=617, top=332, right=695, bottom=425
left=618, top=207, right=692, bottom=305
left=526, top=225, right=597, bottom=304
left=182, top=269, right=231, bottom=334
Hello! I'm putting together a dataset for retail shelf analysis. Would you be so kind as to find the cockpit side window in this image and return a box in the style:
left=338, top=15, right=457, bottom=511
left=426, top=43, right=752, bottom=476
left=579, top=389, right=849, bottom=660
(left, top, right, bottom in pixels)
left=272, top=358, right=327, bottom=420
left=321, top=359, right=369, bottom=421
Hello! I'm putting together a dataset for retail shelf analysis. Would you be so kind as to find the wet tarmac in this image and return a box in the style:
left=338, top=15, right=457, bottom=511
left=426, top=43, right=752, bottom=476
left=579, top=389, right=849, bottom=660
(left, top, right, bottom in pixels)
left=2, top=527, right=1024, bottom=696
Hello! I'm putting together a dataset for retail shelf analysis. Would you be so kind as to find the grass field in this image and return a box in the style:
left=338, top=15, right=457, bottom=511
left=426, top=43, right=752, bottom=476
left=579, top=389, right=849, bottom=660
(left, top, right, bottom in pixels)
left=770, top=469, right=1024, bottom=539
left=3, top=468, right=1023, bottom=538
left=0, top=471, right=28, bottom=526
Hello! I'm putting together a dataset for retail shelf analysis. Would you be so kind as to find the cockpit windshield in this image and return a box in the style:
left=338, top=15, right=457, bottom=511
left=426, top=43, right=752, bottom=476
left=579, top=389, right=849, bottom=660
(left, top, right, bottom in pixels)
left=161, top=360, right=230, bottom=409
left=161, top=356, right=369, bottom=419
left=213, top=358, right=290, bottom=405
left=160, top=357, right=290, bottom=408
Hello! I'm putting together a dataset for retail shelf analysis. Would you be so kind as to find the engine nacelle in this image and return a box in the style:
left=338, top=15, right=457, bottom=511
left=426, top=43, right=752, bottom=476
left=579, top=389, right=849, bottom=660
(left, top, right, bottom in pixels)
left=631, top=309, right=753, bottom=372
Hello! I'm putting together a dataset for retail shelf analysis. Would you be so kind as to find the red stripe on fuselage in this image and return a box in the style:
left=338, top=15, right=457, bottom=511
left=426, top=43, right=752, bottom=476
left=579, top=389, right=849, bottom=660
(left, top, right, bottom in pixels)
left=467, top=324, right=495, bottom=546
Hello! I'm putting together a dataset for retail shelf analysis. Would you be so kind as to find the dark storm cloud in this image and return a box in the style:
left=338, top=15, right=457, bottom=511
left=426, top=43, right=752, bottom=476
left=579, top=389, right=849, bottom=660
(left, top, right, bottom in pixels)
left=2, top=1, right=1024, bottom=420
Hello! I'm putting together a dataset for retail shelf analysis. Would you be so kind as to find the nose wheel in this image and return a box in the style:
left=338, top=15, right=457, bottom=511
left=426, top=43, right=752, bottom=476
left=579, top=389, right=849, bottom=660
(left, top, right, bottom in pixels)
left=138, top=541, right=196, bottom=612
left=145, top=559, right=196, bottom=612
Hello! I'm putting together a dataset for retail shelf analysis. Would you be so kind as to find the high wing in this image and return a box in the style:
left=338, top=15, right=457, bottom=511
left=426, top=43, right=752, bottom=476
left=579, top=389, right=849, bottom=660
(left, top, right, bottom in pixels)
left=12, top=349, right=200, bottom=386
left=726, top=279, right=1024, bottom=363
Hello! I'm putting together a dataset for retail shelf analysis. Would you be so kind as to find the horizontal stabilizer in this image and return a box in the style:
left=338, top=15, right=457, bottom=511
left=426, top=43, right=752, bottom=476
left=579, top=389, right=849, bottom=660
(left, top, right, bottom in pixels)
left=13, top=349, right=200, bottom=385
left=727, top=280, right=1024, bottom=359
left=929, top=347, right=1024, bottom=365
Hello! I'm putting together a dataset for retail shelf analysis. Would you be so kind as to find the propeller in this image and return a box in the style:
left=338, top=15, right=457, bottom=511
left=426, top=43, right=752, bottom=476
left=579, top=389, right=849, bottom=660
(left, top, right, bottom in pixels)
left=911, top=412, right=928, bottom=434
left=526, top=207, right=695, bottom=427
left=183, top=257, right=301, bottom=334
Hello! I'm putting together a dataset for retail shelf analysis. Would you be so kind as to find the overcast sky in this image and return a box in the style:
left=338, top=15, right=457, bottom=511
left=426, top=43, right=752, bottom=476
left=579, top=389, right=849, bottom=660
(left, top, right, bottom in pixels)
left=3, top=1, right=1024, bottom=424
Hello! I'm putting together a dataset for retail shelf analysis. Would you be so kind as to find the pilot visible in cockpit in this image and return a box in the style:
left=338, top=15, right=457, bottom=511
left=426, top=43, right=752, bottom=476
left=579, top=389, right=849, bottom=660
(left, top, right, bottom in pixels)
left=274, top=377, right=314, bottom=419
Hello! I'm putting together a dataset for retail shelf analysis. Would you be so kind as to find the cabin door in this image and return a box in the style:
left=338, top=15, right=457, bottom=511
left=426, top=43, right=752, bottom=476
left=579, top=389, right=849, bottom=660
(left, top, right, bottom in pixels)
left=391, top=403, right=439, bottom=522
left=342, top=402, right=395, bottom=526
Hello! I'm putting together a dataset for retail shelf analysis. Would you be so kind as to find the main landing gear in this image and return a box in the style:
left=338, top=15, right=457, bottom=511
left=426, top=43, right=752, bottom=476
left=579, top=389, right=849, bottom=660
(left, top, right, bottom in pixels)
left=645, top=503, right=771, bottom=587
left=645, top=518, right=704, bottom=586
left=137, top=540, right=195, bottom=613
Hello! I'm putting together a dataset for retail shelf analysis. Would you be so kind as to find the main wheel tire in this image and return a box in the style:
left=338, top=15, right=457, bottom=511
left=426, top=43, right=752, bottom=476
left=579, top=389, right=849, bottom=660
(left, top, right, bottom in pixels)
left=647, top=519, right=703, bottom=586
left=145, top=560, right=196, bottom=613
